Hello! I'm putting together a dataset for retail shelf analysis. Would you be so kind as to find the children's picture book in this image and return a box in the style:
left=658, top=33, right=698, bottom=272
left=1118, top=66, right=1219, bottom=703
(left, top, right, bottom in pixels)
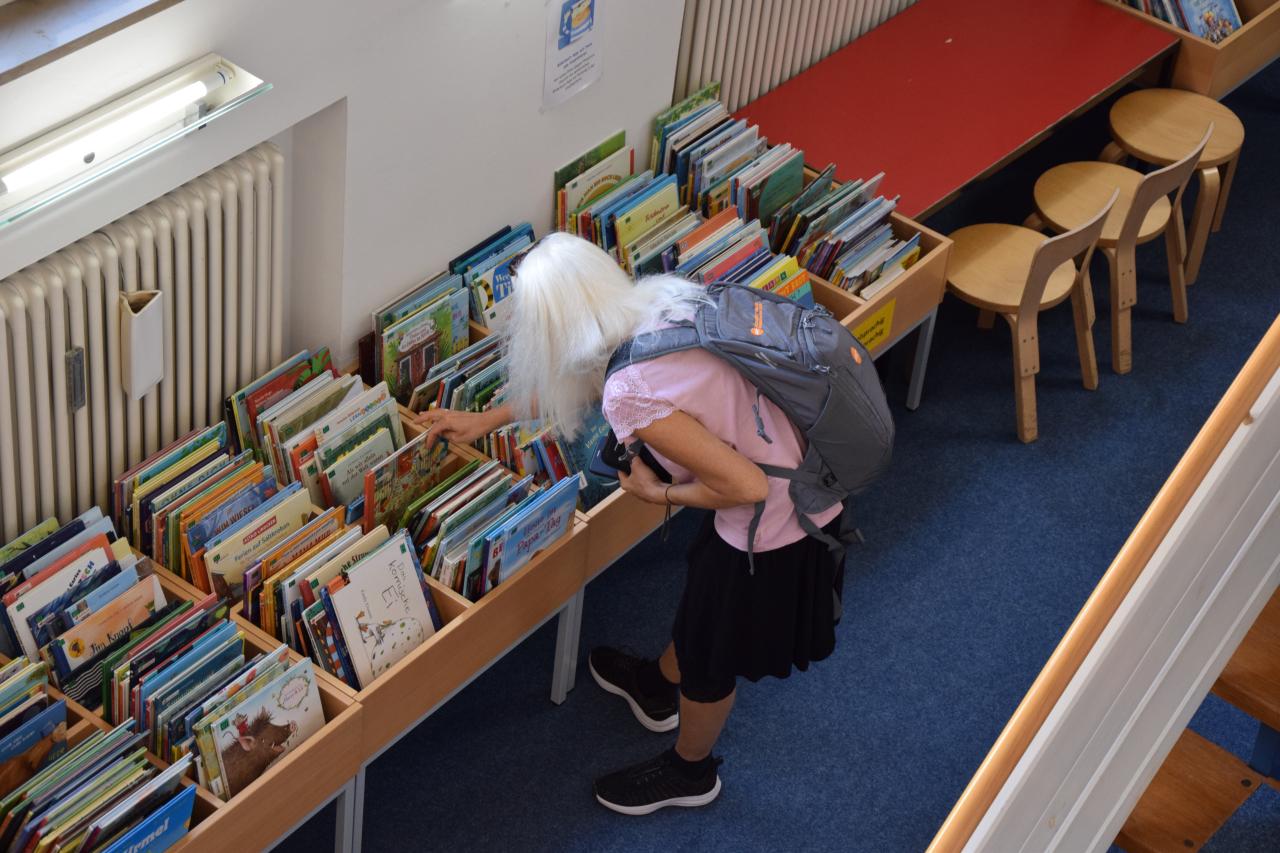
left=50, top=575, right=166, bottom=674
left=96, top=771, right=196, bottom=853
left=1175, top=0, right=1242, bottom=42
left=205, top=486, right=316, bottom=600
left=323, top=428, right=395, bottom=506
left=0, top=698, right=66, bottom=796
left=329, top=533, right=439, bottom=688
left=650, top=82, right=722, bottom=171
left=554, top=130, right=626, bottom=229
left=380, top=288, right=470, bottom=401
left=362, top=435, right=450, bottom=533
left=207, top=658, right=324, bottom=799
left=488, top=475, right=580, bottom=588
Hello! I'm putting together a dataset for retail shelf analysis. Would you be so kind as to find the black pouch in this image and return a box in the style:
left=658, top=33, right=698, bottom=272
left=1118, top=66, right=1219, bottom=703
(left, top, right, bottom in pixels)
left=589, top=428, right=672, bottom=484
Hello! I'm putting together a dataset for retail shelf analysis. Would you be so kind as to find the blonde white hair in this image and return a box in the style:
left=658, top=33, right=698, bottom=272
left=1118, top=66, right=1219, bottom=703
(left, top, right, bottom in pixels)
left=505, top=232, right=707, bottom=438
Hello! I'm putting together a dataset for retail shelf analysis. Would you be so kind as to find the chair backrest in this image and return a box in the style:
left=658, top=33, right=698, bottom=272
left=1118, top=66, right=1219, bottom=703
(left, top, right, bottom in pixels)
left=1119, top=124, right=1214, bottom=246
left=1020, top=190, right=1120, bottom=323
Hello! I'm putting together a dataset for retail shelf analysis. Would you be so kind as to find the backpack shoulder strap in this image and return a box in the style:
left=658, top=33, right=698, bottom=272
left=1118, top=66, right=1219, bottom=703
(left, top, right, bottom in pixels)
left=606, top=321, right=702, bottom=380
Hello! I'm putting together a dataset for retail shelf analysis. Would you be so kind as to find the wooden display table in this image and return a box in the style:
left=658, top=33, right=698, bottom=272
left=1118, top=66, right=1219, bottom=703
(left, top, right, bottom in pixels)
left=20, top=568, right=365, bottom=853
left=1105, top=0, right=1280, bottom=99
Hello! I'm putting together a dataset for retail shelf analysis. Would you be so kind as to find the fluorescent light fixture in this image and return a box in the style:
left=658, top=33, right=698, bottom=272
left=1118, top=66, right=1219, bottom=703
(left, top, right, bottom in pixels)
left=0, top=55, right=269, bottom=228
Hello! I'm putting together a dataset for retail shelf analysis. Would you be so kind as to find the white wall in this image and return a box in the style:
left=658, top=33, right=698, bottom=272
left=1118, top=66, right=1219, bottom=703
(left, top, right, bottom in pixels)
left=0, top=0, right=686, bottom=362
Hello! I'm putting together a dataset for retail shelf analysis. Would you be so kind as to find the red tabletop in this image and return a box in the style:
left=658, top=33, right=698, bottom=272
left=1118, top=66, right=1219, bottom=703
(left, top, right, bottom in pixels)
left=735, top=0, right=1178, bottom=219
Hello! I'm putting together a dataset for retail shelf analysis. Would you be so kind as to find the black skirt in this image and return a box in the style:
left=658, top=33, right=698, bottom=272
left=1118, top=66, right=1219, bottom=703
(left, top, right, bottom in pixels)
left=671, top=511, right=844, bottom=703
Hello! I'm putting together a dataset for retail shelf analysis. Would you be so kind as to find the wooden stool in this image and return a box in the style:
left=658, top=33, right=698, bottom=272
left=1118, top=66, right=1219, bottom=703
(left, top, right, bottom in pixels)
left=1102, top=88, right=1244, bottom=286
left=1031, top=128, right=1211, bottom=375
left=947, top=191, right=1115, bottom=443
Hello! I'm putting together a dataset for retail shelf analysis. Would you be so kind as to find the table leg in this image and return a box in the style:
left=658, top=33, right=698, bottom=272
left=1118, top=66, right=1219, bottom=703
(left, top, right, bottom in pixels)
left=906, top=309, right=937, bottom=411
left=350, top=766, right=366, bottom=853
left=333, top=776, right=358, bottom=853
left=1099, top=142, right=1125, bottom=164
left=1184, top=166, right=1220, bottom=286
left=551, top=588, right=584, bottom=705
left=1212, top=153, right=1238, bottom=233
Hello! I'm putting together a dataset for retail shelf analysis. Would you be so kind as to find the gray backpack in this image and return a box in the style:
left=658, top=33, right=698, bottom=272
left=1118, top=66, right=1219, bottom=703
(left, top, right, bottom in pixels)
left=606, top=282, right=894, bottom=567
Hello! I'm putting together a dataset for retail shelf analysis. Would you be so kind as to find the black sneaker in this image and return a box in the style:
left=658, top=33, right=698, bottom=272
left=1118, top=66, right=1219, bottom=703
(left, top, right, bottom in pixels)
left=595, top=749, right=723, bottom=815
left=588, top=647, right=679, bottom=733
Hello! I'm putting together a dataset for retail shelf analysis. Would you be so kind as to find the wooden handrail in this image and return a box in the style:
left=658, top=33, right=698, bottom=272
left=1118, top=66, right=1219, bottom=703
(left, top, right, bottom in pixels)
left=928, top=313, right=1280, bottom=852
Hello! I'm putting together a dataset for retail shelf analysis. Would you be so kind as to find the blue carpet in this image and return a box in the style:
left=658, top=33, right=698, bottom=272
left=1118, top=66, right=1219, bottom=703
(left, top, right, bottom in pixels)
left=273, top=62, right=1280, bottom=852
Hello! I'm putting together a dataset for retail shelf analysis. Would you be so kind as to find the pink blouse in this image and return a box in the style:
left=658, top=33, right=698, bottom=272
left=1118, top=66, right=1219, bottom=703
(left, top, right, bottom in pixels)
left=602, top=345, right=842, bottom=553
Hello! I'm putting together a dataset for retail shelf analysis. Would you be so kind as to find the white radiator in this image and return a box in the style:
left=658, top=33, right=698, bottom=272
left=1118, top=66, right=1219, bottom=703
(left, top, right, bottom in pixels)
left=0, top=142, right=285, bottom=541
left=674, top=0, right=918, bottom=112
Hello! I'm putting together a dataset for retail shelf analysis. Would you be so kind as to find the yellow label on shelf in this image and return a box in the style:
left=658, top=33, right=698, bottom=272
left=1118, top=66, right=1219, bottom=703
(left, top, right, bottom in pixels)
left=853, top=299, right=896, bottom=351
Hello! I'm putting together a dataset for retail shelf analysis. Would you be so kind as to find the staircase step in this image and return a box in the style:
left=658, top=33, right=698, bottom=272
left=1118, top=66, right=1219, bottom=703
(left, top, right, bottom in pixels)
left=1212, top=590, right=1280, bottom=733
left=1116, top=729, right=1261, bottom=853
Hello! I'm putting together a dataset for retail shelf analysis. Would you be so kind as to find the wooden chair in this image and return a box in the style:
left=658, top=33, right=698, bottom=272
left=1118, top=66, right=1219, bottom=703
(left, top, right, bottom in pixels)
left=1102, top=89, right=1244, bottom=286
left=947, top=191, right=1117, bottom=443
left=1030, top=127, right=1212, bottom=376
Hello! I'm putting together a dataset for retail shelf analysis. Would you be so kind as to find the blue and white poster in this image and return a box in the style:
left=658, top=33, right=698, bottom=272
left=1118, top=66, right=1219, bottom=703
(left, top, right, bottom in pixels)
left=544, top=0, right=601, bottom=109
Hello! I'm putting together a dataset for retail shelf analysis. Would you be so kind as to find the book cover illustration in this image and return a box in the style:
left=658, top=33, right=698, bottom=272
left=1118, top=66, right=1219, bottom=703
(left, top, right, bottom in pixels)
left=211, top=659, right=323, bottom=799
left=205, top=486, right=315, bottom=600
left=1177, top=0, right=1242, bottom=41
left=363, top=435, right=449, bottom=534
left=554, top=130, right=626, bottom=198
left=242, top=350, right=336, bottom=452
left=380, top=288, right=470, bottom=402
left=331, top=534, right=436, bottom=687
left=490, top=475, right=580, bottom=589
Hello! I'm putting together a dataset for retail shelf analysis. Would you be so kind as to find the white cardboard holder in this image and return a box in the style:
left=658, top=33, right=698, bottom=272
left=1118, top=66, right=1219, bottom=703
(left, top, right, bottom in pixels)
left=120, top=290, right=164, bottom=400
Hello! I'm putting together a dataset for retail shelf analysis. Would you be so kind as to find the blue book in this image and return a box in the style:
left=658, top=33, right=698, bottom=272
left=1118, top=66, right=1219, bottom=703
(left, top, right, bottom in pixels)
left=452, top=224, right=534, bottom=276
left=0, top=699, right=66, bottom=772
left=62, top=563, right=141, bottom=629
left=0, top=509, right=97, bottom=578
left=198, top=481, right=300, bottom=558
left=447, top=225, right=512, bottom=274
left=319, top=588, right=360, bottom=690
left=490, top=476, right=580, bottom=587
left=100, top=783, right=196, bottom=853
left=1177, top=0, right=1242, bottom=42
left=558, top=412, right=616, bottom=510
left=183, top=477, right=281, bottom=557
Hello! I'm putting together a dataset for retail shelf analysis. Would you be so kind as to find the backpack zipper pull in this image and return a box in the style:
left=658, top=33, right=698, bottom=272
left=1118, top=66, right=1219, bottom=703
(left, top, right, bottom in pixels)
left=753, top=391, right=773, bottom=444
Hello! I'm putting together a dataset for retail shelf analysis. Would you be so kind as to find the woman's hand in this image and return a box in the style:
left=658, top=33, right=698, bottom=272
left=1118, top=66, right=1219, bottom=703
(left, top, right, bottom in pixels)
left=416, top=408, right=500, bottom=446
left=617, top=456, right=669, bottom=505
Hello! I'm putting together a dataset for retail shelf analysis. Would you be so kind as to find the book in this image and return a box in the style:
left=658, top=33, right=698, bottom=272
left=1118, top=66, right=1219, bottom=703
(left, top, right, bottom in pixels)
left=328, top=533, right=438, bottom=688
left=49, top=576, right=166, bottom=675
left=650, top=82, right=722, bottom=171
left=362, top=434, right=449, bottom=533
left=380, top=287, right=470, bottom=402
left=1175, top=0, right=1242, bottom=41
left=554, top=131, right=627, bottom=230
left=563, top=146, right=635, bottom=233
left=204, top=486, right=316, bottom=601
left=205, top=658, right=324, bottom=799
left=322, top=428, right=395, bottom=506
left=487, top=475, right=580, bottom=588
left=0, top=698, right=66, bottom=797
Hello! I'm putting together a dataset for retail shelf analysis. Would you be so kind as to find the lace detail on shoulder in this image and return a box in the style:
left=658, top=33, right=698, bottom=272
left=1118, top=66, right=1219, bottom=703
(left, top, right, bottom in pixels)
left=602, top=365, right=676, bottom=439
